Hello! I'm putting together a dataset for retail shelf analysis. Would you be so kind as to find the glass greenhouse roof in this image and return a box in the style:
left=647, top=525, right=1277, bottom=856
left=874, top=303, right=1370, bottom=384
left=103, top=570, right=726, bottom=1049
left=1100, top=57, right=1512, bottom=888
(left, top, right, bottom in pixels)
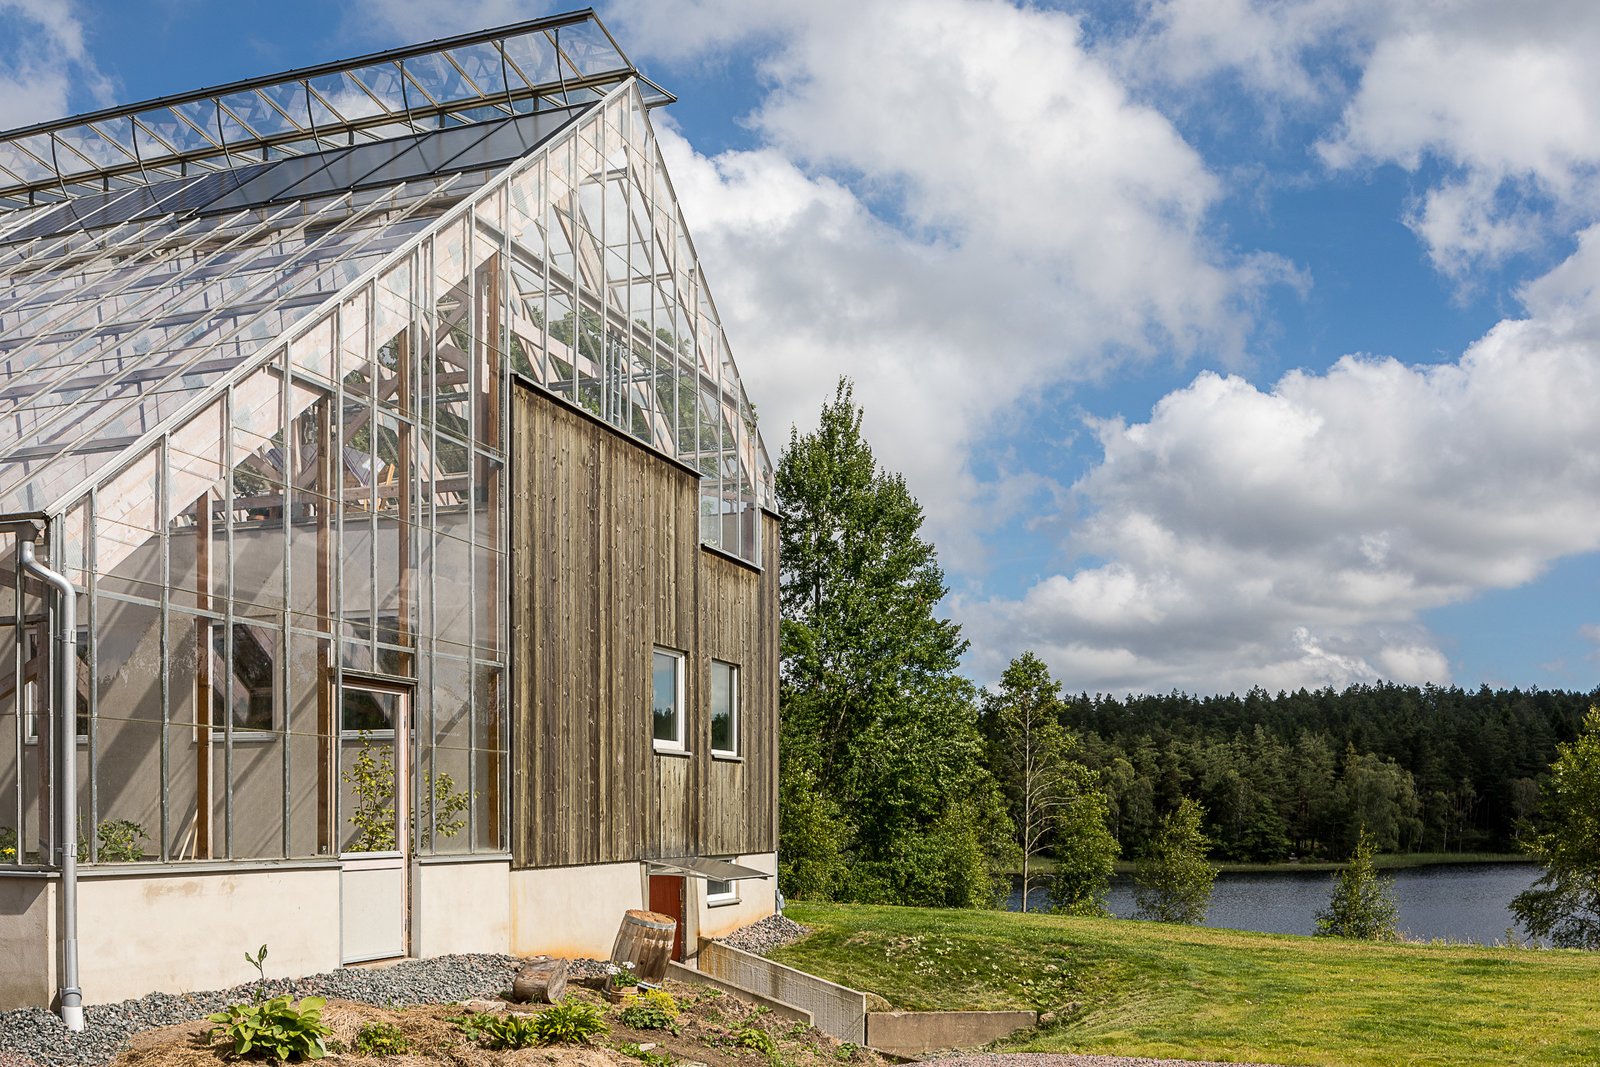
left=0, top=9, right=671, bottom=213
left=0, top=11, right=772, bottom=560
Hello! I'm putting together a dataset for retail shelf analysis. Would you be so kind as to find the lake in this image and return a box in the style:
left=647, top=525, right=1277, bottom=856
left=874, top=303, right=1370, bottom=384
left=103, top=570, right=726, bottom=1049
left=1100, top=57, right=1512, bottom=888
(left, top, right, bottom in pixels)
left=1008, top=862, right=1544, bottom=944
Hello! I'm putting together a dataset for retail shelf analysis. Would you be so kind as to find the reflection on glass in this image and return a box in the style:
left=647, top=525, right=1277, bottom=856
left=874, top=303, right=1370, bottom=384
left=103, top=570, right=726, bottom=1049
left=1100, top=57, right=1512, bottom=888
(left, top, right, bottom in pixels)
left=711, top=660, right=738, bottom=756
left=652, top=648, right=682, bottom=749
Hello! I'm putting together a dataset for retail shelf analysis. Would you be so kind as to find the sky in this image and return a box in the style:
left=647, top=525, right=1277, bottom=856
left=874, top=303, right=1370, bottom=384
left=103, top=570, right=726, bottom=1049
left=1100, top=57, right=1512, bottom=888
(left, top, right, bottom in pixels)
left=5, top=0, right=1600, bottom=697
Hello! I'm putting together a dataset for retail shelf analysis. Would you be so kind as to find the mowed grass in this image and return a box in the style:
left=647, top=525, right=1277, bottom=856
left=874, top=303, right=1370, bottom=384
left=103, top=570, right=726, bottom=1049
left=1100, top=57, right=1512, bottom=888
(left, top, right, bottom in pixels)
left=774, top=902, right=1600, bottom=1067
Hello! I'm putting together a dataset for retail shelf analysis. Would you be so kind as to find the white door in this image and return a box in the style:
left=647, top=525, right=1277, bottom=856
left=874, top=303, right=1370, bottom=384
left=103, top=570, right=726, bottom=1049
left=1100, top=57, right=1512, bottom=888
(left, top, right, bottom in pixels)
left=339, top=684, right=410, bottom=963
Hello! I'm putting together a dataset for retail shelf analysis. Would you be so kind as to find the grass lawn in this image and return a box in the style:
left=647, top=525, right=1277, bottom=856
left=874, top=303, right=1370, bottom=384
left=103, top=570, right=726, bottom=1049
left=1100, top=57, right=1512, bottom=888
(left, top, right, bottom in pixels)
left=774, top=902, right=1600, bottom=1067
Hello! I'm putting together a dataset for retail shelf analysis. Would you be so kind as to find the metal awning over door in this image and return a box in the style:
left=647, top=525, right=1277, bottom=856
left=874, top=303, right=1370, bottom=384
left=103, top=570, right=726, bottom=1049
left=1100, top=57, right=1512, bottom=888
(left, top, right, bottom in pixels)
left=647, top=857, right=770, bottom=881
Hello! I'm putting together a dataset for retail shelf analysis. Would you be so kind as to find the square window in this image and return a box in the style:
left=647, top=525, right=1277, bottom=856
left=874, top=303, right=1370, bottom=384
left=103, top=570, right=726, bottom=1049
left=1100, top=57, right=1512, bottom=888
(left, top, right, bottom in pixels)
left=652, top=647, right=685, bottom=751
left=710, top=660, right=738, bottom=757
left=706, top=877, right=738, bottom=905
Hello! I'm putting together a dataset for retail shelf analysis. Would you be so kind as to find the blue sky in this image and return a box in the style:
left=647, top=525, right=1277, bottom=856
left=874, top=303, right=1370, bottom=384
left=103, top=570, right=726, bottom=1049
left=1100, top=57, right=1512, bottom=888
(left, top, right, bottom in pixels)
left=6, top=0, right=1600, bottom=696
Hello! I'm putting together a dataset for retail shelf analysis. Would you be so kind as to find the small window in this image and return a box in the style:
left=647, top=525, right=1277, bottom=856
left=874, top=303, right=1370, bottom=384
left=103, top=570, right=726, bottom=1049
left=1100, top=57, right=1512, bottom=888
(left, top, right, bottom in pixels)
left=710, top=660, right=739, bottom=757
left=652, top=648, right=685, bottom=752
left=706, top=878, right=739, bottom=905
left=212, top=623, right=277, bottom=733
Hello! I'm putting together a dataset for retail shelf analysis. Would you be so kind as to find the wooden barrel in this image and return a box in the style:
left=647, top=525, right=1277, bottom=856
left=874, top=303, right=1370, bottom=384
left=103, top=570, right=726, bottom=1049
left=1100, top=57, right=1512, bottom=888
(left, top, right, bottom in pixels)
left=608, top=908, right=676, bottom=984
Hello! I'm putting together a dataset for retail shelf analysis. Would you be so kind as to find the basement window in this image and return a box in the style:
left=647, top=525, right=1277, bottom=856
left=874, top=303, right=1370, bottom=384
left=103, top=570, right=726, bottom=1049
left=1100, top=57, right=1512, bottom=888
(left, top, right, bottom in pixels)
left=706, top=878, right=739, bottom=906
left=652, top=647, right=686, bottom=752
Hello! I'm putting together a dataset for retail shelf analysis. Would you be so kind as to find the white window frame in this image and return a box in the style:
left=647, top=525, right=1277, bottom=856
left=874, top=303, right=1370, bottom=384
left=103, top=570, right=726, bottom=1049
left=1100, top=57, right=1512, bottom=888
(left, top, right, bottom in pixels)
left=652, top=647, right=687, bottom=753
left=705, top=876, right=740, bottom=906
left=710, top=659, right=739, bottom=759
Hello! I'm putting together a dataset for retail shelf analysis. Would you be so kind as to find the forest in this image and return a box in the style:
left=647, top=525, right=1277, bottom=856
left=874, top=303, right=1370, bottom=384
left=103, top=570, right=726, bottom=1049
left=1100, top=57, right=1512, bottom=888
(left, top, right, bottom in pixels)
left=774, top=379, right=1593, bottom=909
left=1056, top=683, right=1595, bottom=861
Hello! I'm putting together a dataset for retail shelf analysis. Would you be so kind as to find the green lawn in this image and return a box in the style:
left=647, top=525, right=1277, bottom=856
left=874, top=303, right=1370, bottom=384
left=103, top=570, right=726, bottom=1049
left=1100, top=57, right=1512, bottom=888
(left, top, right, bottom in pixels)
left=774, top=902, right=1600, bottom=1067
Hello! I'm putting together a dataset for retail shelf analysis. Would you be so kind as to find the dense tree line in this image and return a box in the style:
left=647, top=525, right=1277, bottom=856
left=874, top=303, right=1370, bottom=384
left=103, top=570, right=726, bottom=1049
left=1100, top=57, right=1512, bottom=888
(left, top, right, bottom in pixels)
left=773, top=379, right=1595, bottom=912
left=1059, top=683, right=1595, bottom=860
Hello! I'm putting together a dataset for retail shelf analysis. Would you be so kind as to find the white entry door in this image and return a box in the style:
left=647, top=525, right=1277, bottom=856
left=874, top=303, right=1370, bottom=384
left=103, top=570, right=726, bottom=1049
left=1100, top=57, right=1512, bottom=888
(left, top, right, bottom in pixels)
left=339, top=684, right=410, bottom=963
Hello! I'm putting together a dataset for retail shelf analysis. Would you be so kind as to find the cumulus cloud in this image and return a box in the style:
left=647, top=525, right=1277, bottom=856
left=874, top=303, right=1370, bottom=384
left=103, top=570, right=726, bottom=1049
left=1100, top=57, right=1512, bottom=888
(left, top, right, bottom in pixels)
left=0, top=0, right=111, bottom=128
left=607, top=0, right=1283, bottom=566
left=958, top=230, right=1600, bottom=692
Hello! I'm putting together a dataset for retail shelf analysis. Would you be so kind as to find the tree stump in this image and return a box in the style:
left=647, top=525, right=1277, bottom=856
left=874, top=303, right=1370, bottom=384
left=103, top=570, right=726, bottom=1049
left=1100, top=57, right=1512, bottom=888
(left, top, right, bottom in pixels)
left=511, top=958, right=568, bottom=1004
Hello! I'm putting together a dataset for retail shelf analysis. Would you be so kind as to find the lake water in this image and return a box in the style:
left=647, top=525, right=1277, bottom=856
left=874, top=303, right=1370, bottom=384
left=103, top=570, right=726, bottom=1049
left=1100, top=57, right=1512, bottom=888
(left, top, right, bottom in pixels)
left=1008, top=863, right=1544, bottom=944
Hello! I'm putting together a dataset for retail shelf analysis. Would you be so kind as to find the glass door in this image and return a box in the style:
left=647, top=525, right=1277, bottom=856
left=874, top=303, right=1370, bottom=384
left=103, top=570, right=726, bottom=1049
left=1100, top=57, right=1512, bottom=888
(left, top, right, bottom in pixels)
left=338, top=683, right=409, bottom=963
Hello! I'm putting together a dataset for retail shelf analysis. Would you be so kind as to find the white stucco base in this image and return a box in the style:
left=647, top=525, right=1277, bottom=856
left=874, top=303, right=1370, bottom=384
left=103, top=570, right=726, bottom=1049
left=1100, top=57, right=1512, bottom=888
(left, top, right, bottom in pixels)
left=0, top=850, right=780, bottom=1010
left=508, top=861, right=647, bottom=959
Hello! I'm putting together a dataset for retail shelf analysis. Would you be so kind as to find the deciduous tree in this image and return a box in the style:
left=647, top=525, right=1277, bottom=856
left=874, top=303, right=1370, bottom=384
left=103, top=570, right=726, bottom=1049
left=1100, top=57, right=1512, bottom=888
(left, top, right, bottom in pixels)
left=1510, top=707, right=1600, bottom=948
left=776, top=379, right=1012, bottom=905
left=1133, top=797, right=1217, bottom=924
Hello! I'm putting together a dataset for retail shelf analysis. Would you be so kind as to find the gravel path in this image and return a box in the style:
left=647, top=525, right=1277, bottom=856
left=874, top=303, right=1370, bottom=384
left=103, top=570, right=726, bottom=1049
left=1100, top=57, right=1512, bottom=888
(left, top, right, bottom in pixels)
left=929, top=1055, right=1297, bottom=1067
left=0, top=953, right=611, bottom=1067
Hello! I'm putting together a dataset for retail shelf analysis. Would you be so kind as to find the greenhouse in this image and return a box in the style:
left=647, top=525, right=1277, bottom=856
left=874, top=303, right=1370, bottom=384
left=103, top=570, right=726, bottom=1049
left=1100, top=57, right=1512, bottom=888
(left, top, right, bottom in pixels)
left=0, top=11, right=778, bottom=1017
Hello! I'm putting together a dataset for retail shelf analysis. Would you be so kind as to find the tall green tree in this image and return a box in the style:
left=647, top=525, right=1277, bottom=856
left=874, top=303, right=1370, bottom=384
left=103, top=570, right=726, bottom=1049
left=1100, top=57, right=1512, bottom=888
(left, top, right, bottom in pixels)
left=1133, top=797, right=1218, bottom=924
left=1315, top=826, right=1400, bottom=940
left=776, top=378, right=1011, bottom=905
left=981, top=652, right=1080, bottom=911
left=1511, top=707, right=1600, bottom=948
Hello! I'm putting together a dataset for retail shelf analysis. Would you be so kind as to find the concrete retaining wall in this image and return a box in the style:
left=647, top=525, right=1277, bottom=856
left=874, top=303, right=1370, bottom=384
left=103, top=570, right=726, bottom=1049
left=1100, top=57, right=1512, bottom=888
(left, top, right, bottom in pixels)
left=697, top=940, right=867, bottom=1043
left=866, top=1010, right=1038, bottom=1055
left=665, top=961, right=813, bottom=1026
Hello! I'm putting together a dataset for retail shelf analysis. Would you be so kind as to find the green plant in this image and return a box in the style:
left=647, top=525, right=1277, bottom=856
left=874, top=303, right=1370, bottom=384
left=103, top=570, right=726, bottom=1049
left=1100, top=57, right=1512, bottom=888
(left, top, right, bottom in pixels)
left=208, top=995, right=331, bottom=1061
left=344, top=732, right=474, bottom=851
left=1316, top=827, right=1400, bottom=941
left=532, top=1000, right=609, bottom=1045
left=0, top=826, right=15, bottom=862
left=78, top=818, right=147, bottom=862
left=617, top=990, right=679, bottom=1031
left=731, top=1024, right=779, bottom=1061
left=244, top=943, right=269, bottom=1000
left=452, top=1003, right=608, bottom=1049
left=606, top=960, right=640, bottom=989
left=620, top=1042, right=676, bottom=1067
left=1512, top=706, right=1600, bottom=948
left=354, top=1021, right=410, bottom=1056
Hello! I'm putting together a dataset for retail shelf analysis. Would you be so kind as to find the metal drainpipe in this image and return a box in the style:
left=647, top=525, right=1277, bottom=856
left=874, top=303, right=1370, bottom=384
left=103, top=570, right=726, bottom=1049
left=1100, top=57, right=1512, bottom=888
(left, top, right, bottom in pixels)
left=19, top=539, right=83, bottom=1032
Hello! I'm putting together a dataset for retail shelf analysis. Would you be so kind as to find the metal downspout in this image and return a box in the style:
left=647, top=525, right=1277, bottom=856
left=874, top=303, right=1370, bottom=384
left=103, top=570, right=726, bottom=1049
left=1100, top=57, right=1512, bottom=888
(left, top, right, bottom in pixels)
left=19, top=539, right=83, bottom=1032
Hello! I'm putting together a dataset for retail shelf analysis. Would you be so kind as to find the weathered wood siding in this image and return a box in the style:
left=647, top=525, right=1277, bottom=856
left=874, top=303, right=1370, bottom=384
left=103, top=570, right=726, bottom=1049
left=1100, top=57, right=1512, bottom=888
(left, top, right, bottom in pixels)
left=510, top=382, right=778, bottom=868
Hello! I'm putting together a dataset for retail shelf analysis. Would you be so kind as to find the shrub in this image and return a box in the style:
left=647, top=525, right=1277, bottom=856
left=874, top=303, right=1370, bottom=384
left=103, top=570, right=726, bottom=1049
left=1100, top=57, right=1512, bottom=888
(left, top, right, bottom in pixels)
left=0, top=826, right=15, bottom=862
left=208, top=996, right=331, bottom=1061
left=354, top=1021, right=410, bottom=1057
left=1315, top=826, right=1400, bottom=941
left=621, top=1042, right=676, bottom=1067
left=532, top=1000, right=609, bottom=1045
left=617, top=990, right=680, bottom=1031
left=731, top=1024, right=779, bottom=1061
left=80, top=819, right=147, bottom=862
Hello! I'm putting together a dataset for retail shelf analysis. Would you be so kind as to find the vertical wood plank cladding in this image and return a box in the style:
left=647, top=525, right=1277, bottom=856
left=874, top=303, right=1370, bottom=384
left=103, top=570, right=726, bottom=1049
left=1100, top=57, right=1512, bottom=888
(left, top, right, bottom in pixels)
left=510, top=382, right=779, bottom=869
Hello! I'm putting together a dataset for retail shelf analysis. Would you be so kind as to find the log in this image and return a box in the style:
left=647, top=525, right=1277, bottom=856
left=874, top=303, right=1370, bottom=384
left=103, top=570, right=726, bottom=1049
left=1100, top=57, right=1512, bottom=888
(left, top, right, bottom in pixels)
left=609, top=909, right=676, bottom=984
left=512, top=958, right=568, bottom=1004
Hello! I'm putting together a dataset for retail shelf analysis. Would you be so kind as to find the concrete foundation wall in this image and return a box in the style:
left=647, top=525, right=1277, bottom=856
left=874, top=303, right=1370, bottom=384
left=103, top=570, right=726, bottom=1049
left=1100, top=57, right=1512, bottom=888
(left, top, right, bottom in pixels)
left=509, top=861, right=644, bottom=959
left=415, top=860, right=512, bottom=958
left=77, top=866, right=342, bottom=1003
left=691, top=852, right=777, bottom=950
left=866, top=1011, right=1038, bottom=1055
left=698, top=940, right=867, bottom=1043
left=0, top=877, right=53, bottom=1009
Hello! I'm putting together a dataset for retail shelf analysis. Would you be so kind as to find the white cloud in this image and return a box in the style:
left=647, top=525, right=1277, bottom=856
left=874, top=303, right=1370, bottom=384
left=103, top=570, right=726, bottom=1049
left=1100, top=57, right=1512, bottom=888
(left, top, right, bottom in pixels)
left=0, top=0, right=111, bottom=128
left=959, top=230, right=1600, bottom=692
left=600, top=0, right=1284, bottom=568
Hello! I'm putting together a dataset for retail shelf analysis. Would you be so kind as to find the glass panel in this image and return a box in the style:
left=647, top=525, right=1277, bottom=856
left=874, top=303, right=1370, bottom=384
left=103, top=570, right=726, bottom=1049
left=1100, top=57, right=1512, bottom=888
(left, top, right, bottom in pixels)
left=339, top=686, right=401, bottom=853
left=213, top=623, right=277, bottom=732
left=711, top=661, right=738, bottom=756
left=652, top=649, right=682, bottom=749
left=428, top=657, right=472, bottom=854
left=96, top=448, right=162, bottom=602
left=91, top=598, right=162, bottom=863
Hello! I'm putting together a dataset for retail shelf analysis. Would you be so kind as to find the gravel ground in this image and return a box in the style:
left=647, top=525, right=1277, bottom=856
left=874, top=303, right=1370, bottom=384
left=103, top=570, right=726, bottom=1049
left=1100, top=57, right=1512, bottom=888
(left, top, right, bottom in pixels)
left=929, top=1055, right=1296, bottom=1067
left=718, top=913, right=811, bottom=956
left=0, top=953, right=613, bottom=1067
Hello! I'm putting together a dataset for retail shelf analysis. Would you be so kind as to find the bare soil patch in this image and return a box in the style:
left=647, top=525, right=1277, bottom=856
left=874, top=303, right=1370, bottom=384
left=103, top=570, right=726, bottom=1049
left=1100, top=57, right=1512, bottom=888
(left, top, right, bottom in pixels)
left=109, top=981, right=887, bottom=1067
